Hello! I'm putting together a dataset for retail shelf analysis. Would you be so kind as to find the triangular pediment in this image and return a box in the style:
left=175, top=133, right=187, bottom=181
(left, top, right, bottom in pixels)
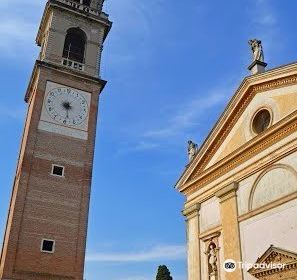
left=248, top=246, right=297, bottom=279
left=176, top=62, right=297, bottom=192
left=203, top=85, right=297, bottom=170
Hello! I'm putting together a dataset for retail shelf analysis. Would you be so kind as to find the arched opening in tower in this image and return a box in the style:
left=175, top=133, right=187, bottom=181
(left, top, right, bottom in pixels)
left=62, top=28, right=86, bottom=63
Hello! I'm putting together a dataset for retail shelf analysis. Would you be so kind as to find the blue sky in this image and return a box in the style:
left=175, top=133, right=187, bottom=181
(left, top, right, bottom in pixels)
left=1, top=0, right=297, bottom=280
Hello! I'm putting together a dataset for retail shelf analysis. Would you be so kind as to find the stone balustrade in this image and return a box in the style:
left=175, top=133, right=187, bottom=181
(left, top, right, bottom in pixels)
left=62, top=58, right=85, bottom=71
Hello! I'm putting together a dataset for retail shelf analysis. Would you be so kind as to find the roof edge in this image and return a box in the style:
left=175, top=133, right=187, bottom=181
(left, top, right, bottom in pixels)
left=175, top=60, right=297, bottom=190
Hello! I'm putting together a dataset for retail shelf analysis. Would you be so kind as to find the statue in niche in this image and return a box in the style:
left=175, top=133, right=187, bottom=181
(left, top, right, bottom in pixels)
left=187, top=140, right=198, bottom=162
left=205, top=242, right=219, bottom=279
left=248, top=39, right=265, bottom=63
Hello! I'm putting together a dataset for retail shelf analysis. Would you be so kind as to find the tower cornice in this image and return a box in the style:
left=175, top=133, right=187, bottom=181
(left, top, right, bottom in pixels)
left=25, top=60, right=107, bottom=103
left=36, top=0, right=112, bottom=47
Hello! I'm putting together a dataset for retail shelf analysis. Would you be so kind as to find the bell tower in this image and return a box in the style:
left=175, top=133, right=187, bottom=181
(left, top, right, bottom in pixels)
left=0, top=1, right=111, bottom=280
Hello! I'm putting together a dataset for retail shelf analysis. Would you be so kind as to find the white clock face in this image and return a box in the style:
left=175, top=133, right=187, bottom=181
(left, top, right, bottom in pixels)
left=45, top=87, right=89, bottom=126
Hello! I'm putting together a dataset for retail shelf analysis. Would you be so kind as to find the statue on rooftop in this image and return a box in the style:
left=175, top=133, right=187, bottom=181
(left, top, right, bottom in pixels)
left=248, top=39, right=265, bottom=63
left=187, top=140, right=198, bottom=162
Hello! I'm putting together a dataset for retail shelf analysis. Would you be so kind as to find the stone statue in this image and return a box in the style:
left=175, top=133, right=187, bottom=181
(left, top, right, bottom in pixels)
left=208, top=244, right=218, bottom=273
left=248, top=39, right=264, bottom=62
left=187, top=140, right=198, bottom=162
left=205, top=243, right=218, bottom=279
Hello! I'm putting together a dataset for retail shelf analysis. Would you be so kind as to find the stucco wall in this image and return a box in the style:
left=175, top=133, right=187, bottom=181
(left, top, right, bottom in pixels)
left=200, top=197, right=221, bottom=233
left=240, top=199, right=297, bottom=280
left=237, top=151, right=297, bottom=216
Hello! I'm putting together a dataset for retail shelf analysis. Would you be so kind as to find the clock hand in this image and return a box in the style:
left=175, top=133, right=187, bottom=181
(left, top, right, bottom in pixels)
left=62, top=101, right=72, bottom=119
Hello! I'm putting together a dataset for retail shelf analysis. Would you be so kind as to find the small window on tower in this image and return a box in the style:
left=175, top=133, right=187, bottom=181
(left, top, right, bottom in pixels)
left=41, top=239, right=55, bottom=253
left=51, top=165, right=65, bottom=177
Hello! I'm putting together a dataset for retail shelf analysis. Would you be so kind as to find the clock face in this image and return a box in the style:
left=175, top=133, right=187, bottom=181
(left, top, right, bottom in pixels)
left=45, top=87, right=89, bottom=126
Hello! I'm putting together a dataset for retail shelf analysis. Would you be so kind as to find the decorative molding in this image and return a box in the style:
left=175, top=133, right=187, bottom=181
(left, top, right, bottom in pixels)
left=248, top=163, right=297, bottom=211
left=250, top=106, right=274, bottom=137
left=185, top=140, right=297, bottom=206
left=251, top=73, right=297, bottom=94
left=200, top=229, right=221, bottom=242
left=182, top=203, right=201, bottom=220
left=190, top=82, right=294, bottom=179
left=25, top=60, right=106, bottom=103
left=182, top=111, right=297, bottom=195
left=239, top=191, right=297, bottom=222
left=248, top=246, right=297, bottom=279
left=215, top=182, right=238, bottom=203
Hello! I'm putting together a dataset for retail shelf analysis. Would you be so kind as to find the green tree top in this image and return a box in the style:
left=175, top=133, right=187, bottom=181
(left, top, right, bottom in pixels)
left=156, top=265, right=173, bottom=280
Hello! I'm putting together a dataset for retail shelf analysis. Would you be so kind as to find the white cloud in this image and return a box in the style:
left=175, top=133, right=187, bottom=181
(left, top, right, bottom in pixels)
left=114, top=140, right=160, bottom=157
left=86, top=244, right=186, bottom=262
left=143, top=88, right=230, bottom=140
left=0, top=18, right=38, bottom=55
left=126, top=141, right=160, bottom=152
left=102, top=0, right=166, bottom=71
left=0, top=0, right=43, bottom=57
left=0, top=19, right=36, bottom=38
left=114, top=84, right=232, bottom=156
left=114, top=82, right=234, bottom=156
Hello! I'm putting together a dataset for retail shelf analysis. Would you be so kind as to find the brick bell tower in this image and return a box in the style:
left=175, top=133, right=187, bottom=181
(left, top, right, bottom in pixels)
left=0, top=1, right=111, bottom=280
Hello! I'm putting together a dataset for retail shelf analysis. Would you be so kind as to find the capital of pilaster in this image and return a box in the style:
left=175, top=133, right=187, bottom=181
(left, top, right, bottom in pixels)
left=182, top=203, right=201, bottom=220
left=215, top=182, right=238, bottom=203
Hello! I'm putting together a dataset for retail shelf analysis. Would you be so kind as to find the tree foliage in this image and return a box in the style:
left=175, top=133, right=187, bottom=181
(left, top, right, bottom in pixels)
left=156, top=265, right=173, bottom=280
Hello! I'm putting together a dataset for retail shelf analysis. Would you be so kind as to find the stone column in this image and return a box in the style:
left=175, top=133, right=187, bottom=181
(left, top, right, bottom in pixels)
left=215, top=182, right=243, bottom=280
left=183, top=203, right=201, bottom=280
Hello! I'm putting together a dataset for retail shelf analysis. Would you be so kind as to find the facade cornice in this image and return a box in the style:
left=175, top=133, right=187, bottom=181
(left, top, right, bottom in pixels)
left=25, top=60, right=107, bottom=103
left=199, top=226, right=221, bottom=241
left=180, top=110, right=297, bottom=195
left=238, top=191, right=297, bottom=223
left=176, top=62, right=297, bottom=191
left=184, top=137, right=297, bottom=206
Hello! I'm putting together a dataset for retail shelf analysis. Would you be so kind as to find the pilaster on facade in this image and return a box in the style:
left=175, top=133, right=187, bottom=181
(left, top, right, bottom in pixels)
left=183, top=203, right=201, bottom=280
left=182, top=203, right=201, bottom=220
left=215, top=182, right=243, bottom=280
left=215, top=182, right=239, bottom=203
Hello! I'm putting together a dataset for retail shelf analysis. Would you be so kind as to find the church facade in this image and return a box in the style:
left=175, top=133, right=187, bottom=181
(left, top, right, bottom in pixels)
left=0, top=1, right=111, bottom=280
left=176, top=43, right=297, bottom=280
